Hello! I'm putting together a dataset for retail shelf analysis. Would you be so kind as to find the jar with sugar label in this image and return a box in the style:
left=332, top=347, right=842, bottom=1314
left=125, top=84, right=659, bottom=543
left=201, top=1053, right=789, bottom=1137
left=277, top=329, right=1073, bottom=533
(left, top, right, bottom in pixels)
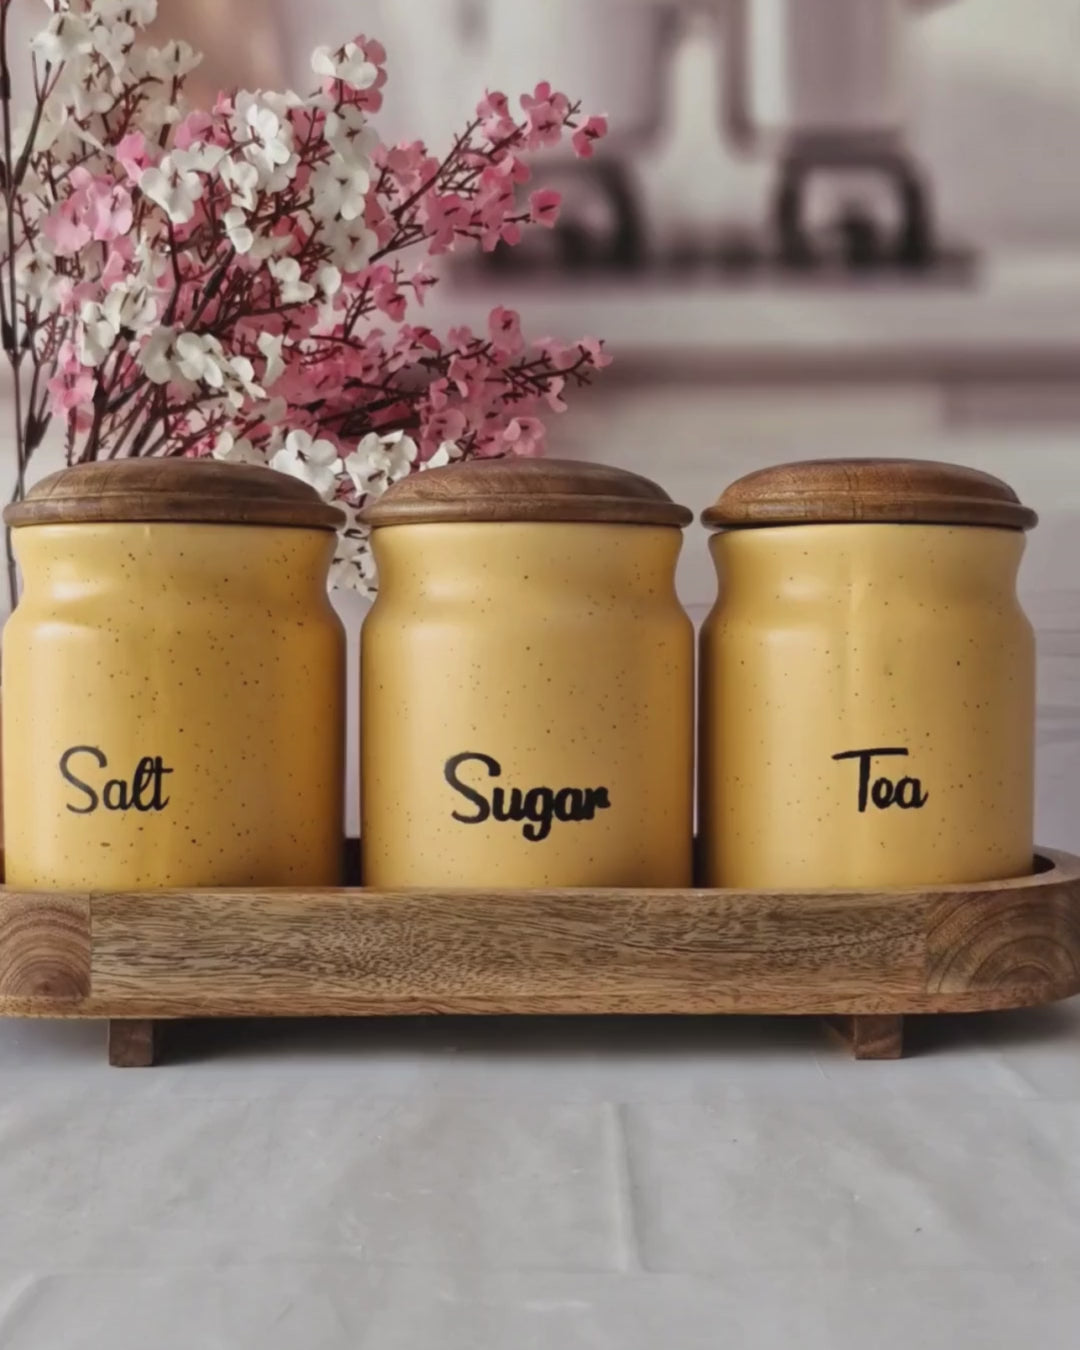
left=361, top=458, right=694, bottom=887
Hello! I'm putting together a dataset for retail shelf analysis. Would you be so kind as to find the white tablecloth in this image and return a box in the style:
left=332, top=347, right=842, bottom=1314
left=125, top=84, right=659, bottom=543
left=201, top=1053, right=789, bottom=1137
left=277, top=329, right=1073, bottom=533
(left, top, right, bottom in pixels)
left=1, top=1006, right=1079, bottom=1348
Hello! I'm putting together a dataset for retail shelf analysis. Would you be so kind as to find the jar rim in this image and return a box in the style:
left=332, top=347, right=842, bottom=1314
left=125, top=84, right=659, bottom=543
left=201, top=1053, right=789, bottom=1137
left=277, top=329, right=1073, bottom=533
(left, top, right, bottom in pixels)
left=702, top=458, right=1038, bottom=532
left=5, top=459, right=344, bottom=532
left=363, top=458, right=693, bottom=529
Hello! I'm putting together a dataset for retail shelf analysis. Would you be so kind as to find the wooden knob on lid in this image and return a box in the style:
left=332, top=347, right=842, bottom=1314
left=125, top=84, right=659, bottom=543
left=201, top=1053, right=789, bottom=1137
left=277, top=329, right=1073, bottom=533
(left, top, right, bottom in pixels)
left=702, top=458, right=1037, bottom=532
left=5, top=459, right=344, bottom=531
left=363, top=458, right=693, bottom=529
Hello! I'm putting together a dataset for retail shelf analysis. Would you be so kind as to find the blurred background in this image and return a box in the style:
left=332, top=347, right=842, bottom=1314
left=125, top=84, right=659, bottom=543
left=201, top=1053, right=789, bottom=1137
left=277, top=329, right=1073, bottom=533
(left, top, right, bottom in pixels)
left=6, top=0, right=1080, bottom=844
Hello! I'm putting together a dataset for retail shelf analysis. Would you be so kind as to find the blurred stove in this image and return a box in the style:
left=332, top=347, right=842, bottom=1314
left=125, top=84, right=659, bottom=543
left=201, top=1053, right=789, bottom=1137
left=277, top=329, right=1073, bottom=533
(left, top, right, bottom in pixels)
left=449, top=0, right=974, bottom=287
left=471, top=153, right=974, bottom=285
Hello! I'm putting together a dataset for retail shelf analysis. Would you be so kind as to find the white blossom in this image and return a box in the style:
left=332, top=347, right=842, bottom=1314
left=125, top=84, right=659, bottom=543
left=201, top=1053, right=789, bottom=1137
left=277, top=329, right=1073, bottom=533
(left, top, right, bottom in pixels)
left=381, top=429, right=420, bottom=480
left=423, top=441, right=460, bottom=470
left=90, top=18, right=136, bottom=73
left=219, top=156, right=260, bottom=212
left=330, top=516, right=376, bottom=594
left=142, top=39, right=202, bottom=82
left=341, top=430, right=418, bottom=498
left=174, top=142, right=225, bottom=175
left=317, top=265, right=342, bottom=299
left=32, top=12, right=93, bottom=65
left=223, top=207, right=254, bottom=255
left=77, top=285, right=158, bottom=366
left=140, top=155, right=203, bottom=224
left=341, top=433, right=389, bottom=497
left=324, top=106, right=378, bottom=168
left=326, top=220, right=377, bottom=273
left=271, top=429, right=339, bottom=499
left=138, top=327, right=179, bottom=384
left=269, top=257, right=315, bottom=305
left=227, top=354, right=264, bottom=407
left=257, top=331, right=286, bottom=385
left=310, top=159, right=370, bottom=224
left=311, top=43, right=379, bottom=90
left=234, top=93, right=297, bottom=188
left=89, top=1, right=158, bottom=23
left=78, top=300, right=117, bottom=367
left=174, top=331, right=225, bottom=387
left=212, top=431, right=264, bottom=466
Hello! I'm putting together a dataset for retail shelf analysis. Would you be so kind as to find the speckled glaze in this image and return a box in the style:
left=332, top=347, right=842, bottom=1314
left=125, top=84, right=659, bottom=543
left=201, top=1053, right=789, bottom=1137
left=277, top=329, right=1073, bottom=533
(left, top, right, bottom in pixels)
left=2, top=522, right=345, bottom=889
left=361, top=522, right=693, bottom=887
left=699, top=523, right=1035, bottom=888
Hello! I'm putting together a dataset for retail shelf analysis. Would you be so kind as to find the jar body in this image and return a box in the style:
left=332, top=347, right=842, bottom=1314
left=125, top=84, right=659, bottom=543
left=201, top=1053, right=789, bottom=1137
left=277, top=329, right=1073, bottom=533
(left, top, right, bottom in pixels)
left=2, top=522, right=345, bottom=889
left=361, top=522, right=694, bottom=887
left=699, top=523, right=1035, bottom=888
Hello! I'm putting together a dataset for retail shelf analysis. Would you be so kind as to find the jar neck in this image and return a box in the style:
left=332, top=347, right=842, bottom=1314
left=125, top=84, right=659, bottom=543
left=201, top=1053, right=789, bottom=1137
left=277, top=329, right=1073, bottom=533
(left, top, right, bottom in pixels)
left=371, top=521, right=684, bottom=604
left=710, top=523, right=1026, bottom=608
left=13, top=522, right=337, bottom=608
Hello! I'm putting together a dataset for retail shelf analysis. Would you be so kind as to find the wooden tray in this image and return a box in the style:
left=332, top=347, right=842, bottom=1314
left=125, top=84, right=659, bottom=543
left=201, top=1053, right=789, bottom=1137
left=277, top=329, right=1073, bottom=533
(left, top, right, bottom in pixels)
left=2, top=850, right=1079, bottom=1067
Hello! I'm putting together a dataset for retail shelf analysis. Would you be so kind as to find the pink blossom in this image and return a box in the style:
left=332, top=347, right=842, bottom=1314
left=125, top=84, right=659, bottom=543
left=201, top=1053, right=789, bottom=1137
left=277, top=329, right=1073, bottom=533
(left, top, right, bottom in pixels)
left=520, top=82, right=570, bottom=150
left=380, top=141, right=436, bottom=193
left=85, top=179, right=133, bottom=241
left=572, top=115, right=609, bottom=159
left=42, top=200, right=91, bottom=256
left=421, top=192, right=472, bottom=253
left=100, top=245, right=133, bottom=289
left=18, top=15, right=610, bottom=588
left=500, top=416, right=547, bottom=457
left=477, top=90, right=510, bottom=122
left=48, top=341, right=96, bottom=412
left=477, top=89, right=516, bottom=140
left=489, top=306, right=524, bottom=356
left=536, top=337, right=584, bottom=372
left=374, top=282, right=407, bottom=322
left=578, top=336, right=613, bottom=369
left=115, top=131, right=154, bottom=183
left=545, top=376, right=568, bottom=413
left=529, top=188, right=561, bottom=228
left=407, top=267, right=437, bottom=305
left=173, top=111, right=214, bottom=151
left=424, top=408, right=467, bottom=448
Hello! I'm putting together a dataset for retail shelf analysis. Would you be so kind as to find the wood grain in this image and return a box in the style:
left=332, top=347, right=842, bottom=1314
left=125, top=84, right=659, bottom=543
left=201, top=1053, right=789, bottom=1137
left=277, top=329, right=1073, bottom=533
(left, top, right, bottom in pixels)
left=827, top=1014, right=905, bottom=1060
left=108, top=1019, right=161, bottom=1068
left=4, top=458, right=343, bottom=531
left=702, top=457, right=1038, bottom=531
left=363, top=457, right=693, bottom=529
left=0, top=852, right=1078, bottom=1022
left=0, top=893, right=90, bottom=1002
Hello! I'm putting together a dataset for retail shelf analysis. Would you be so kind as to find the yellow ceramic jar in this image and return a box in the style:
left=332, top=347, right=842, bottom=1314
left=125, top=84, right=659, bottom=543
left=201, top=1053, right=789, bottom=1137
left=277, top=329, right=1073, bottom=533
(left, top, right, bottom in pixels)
left=2, top=459, right=346, bottom=889
left=361, top=459, right=694, bottom=888
left=699, top=458, right=1038, bottom=889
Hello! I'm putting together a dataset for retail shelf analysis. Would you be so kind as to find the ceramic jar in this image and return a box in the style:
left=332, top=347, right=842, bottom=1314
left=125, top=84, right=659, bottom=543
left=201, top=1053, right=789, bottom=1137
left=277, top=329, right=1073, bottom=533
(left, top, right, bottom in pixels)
left=2, top=459, right=346, bottom=889
left=698, top=458, right=1038, bottom=889
left=360, top=458, right=694, bottom=887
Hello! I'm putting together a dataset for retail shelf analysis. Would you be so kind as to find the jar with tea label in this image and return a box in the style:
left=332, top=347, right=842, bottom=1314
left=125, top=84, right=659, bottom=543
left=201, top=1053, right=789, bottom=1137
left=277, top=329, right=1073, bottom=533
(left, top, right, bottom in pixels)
left=699, top=458, right=1037, bottom=888
left=361, top=458, right=695, bottom=887
left=2, top=459, right=346, bottom=888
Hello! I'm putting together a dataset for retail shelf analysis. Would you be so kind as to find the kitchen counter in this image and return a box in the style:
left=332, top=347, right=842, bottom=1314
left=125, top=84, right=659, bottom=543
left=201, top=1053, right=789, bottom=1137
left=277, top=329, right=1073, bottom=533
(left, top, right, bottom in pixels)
left=437, top=249, right=1080, bottom=381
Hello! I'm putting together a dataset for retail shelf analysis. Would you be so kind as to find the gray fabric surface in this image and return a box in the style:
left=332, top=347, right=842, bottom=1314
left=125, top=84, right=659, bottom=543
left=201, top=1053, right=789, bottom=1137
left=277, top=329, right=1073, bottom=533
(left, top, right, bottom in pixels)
left=1, top=1007, right=1079, bottom=1348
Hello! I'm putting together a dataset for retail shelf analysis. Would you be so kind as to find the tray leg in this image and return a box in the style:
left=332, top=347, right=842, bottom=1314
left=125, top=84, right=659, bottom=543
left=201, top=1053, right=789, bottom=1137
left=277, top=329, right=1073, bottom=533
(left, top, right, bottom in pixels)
left=108, top=1019, right=163, bottom=1068
left=826, top=1014, right=904, bottom=1061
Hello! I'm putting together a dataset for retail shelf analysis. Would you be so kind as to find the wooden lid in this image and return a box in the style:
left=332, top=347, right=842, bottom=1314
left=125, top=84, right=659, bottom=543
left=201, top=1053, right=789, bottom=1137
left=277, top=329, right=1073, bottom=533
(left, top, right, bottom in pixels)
left=363, top=458, right=693, bottom=528
left=5, top=459, right=344, bottom=531
left=702, top=458, right=1037, bottom=531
